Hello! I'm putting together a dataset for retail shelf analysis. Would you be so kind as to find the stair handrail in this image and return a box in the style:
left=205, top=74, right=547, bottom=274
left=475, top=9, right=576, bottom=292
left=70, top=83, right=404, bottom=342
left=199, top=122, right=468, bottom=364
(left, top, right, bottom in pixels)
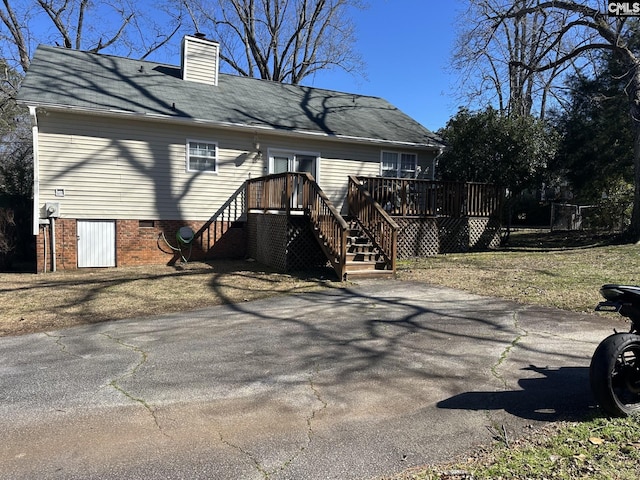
left=347, top=175, right=398, bottom=272
left=300, top=172, right=348, bottom=280
left=246, top=172, right=348, bottom=280
left=194, top=183, right=246, bottom=250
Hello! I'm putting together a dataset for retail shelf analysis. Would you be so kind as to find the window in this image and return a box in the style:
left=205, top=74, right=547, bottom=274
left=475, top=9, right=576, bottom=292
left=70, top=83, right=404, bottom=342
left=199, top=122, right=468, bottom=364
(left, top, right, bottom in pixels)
left=381, top=151, right=417, bottom=178
left=187, top=140, right=218, bottom=172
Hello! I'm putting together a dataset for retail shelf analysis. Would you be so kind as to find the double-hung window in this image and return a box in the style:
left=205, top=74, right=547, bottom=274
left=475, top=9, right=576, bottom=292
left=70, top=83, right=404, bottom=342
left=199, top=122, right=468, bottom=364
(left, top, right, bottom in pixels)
left=187, top=140, right=218, bottom=172
left=381, top=151, right=417, bottom=178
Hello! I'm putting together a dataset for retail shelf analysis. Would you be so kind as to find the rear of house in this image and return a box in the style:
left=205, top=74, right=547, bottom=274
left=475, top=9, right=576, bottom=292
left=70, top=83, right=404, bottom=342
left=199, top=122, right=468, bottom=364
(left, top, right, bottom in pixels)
left=18, top=36, right=444, bottom=272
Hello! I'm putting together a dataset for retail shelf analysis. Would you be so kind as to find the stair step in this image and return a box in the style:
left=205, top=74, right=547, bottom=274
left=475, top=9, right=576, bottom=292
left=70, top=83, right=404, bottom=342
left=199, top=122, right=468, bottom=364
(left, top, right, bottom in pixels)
left=346, top=252, right=383, bottom=262
left=346, top=236, right=371, bottom=245
left=347, top=244, right=377, bottom=253
left=345, top=260, right=388, bottom=271
left=310, top=216, right=395, bottom=281
left=345, top=269, right=396, bottom=280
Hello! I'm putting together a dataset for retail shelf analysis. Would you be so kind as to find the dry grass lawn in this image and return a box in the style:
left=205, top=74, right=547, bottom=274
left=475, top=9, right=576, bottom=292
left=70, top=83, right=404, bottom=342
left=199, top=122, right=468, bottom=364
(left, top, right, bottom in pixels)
left=397, top=231, right=639, bottom=313
left=1, top=230, right=637, bottom=337
left=0, top=260, right=338, bottom=337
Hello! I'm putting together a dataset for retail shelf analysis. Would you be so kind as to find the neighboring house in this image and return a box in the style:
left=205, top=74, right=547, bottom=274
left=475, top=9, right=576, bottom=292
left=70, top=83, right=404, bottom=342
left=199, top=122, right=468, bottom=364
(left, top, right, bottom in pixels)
left=17, top=35, right=445, bottom=273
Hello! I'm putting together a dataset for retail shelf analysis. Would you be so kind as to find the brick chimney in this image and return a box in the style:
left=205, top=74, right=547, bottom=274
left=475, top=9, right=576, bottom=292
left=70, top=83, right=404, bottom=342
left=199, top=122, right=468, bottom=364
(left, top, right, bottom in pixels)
left=181, top=34, right=219, bottom=86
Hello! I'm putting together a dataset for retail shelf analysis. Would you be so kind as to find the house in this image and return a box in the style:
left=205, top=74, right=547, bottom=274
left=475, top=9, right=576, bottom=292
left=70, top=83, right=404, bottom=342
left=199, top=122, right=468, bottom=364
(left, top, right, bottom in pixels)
left=18, top=35, right=449, bottom=276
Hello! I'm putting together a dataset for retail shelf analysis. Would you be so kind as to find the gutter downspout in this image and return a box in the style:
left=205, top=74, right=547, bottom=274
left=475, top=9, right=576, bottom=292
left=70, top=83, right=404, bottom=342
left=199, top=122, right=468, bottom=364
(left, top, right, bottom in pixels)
left=43, top=221, right=47, bottom=273
left=29, top=106, right=40, bottom=237
left=50, top=217, right=56, bottom=272
left=28, top=106, right=53, bottom=272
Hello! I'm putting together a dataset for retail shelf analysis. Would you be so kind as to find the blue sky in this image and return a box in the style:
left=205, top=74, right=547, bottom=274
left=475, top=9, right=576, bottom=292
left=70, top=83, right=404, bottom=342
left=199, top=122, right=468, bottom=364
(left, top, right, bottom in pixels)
left=304, top=1, right=465, bottom=132
left=152, top=1, right=463, bottom=133
left=24, top=0, right=463, bottom=133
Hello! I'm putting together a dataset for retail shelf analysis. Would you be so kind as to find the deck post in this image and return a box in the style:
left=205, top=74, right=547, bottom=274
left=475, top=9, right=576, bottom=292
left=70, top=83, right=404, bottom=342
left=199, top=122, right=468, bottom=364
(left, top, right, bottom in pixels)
left=285, top=175, right=292, bottom=216
left=245, top=181, right=251, bottom=214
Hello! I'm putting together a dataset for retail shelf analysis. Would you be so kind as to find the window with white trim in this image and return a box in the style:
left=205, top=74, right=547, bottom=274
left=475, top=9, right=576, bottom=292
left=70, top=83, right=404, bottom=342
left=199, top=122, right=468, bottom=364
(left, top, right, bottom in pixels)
left=381, top=151, right=417, bottom=178
left=187, top=140, right=218, bottom=172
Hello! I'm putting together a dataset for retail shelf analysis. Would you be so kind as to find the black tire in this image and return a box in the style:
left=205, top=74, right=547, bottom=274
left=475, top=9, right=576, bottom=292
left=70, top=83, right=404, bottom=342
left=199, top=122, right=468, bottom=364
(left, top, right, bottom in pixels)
left=590, top=333, right=640, bottom=417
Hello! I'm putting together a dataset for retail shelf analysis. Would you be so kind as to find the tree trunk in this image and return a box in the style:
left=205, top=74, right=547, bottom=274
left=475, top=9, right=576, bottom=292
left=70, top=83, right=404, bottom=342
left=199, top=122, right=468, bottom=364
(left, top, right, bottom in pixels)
left=630, top=67, right=640, bottom=243
left=632, top=122, right=640, bottom=242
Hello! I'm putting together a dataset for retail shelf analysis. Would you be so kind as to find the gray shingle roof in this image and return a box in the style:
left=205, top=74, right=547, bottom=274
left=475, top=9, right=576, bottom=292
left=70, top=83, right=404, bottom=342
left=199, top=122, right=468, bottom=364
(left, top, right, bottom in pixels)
left=18, top=45, right=443, bottom=148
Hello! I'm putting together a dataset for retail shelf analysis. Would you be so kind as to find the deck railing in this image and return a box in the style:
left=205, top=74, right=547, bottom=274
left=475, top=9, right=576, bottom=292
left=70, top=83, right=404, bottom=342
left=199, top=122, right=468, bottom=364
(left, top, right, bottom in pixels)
left=247, top=172, right=348, bottom=279
left=194, top=184, right=246, bottom=252
left=347, top=176, right=398, bottom=272
left=355, top=176, right=502, bottom=218
left=243, top=174, right=500, bottom=277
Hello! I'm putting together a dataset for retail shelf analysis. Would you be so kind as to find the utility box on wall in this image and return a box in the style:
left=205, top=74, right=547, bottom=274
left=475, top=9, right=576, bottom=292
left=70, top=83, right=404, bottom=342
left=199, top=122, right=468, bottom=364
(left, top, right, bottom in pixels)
left=44, top=202, right=60, bottom=218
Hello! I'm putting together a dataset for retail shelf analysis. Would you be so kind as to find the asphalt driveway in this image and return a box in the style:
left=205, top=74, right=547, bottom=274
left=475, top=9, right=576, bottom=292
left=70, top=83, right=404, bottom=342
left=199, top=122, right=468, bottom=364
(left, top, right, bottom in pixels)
left=0, top=280, right=621, bottom=479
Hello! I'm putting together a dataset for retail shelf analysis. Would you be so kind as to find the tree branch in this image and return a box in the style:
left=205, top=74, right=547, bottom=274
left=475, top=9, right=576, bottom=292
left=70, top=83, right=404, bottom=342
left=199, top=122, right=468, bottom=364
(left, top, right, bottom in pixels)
left=0, top=0, right=30, bottom=71
left=36, top=0, right=73, bottom=48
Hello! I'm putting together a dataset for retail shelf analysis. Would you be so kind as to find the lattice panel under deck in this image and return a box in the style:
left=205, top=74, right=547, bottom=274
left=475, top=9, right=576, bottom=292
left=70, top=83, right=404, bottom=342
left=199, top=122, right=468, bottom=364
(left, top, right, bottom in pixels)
left=437, top=218, right=470, bottom=254
left=247, top=213, right=288, bottom=271
left=249, top=213, right=502, bottom=268
left=246, top=216, right=257, bottom=259
left=395, top=218, right=440, bottom=258
left=395, top=217, right=501, bottom=258
left=469, top=217, right=501, bottom=250
left=286, top=217, right=328, bottom=271
left=247, top=213, right=327, bottom=272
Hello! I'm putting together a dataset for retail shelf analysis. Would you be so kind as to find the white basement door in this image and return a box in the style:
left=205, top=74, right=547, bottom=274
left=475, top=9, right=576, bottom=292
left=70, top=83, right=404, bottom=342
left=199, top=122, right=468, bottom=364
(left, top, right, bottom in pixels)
left=77, top=220, right=116, bottom=268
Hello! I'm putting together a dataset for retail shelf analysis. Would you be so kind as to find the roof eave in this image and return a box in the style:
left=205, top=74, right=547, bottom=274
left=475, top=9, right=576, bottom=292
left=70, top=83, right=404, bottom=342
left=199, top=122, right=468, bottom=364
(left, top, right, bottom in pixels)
left=19, top=100, right=443, bottom=150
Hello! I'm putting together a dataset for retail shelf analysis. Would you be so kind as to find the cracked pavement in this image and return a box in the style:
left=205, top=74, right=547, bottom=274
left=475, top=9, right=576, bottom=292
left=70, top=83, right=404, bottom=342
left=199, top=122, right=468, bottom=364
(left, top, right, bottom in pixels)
left=0, top=281, right=622, bottom=479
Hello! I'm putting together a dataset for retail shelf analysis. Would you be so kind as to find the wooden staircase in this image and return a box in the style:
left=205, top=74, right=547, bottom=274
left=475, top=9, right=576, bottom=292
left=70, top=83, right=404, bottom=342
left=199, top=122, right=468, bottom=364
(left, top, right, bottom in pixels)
left=343, top=220, right=395, bottom=280
left=246, top=173, right=397, bottom=281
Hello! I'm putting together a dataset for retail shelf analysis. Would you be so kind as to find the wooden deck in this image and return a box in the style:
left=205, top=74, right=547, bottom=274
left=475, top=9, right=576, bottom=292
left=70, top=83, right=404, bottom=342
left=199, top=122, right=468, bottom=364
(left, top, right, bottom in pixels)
left=240, top=173, right=503, bottom=280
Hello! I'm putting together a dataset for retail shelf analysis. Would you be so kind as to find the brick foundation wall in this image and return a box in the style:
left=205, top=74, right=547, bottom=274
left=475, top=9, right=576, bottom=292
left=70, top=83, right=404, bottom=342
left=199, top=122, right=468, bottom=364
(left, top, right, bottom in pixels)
left=35, top=218, right=79, bottom=272
left=35, top=218, right=246, bottom=272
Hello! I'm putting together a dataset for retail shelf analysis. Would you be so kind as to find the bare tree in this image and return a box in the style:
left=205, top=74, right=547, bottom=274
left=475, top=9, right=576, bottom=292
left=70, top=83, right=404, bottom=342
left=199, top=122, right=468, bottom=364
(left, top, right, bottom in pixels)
left=453, top=0, right=584, bottom=119
left=182, top=0, right=365, bottom=84
left=0, top=0, right=185, bottom=73
left=465, top=1, right=640, bottom=241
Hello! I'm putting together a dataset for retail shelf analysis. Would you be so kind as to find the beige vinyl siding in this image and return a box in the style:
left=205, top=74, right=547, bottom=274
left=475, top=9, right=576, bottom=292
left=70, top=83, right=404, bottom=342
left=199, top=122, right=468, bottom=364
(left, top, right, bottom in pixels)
left=182, top=37, right=219, bottom=86
left=253, top=135, right=431, bottom=213
left=37, top=112, right=263, bottom=221
left=36, top=111, right=436, bottom=221
left=320, top=157, right=380, bottom=214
